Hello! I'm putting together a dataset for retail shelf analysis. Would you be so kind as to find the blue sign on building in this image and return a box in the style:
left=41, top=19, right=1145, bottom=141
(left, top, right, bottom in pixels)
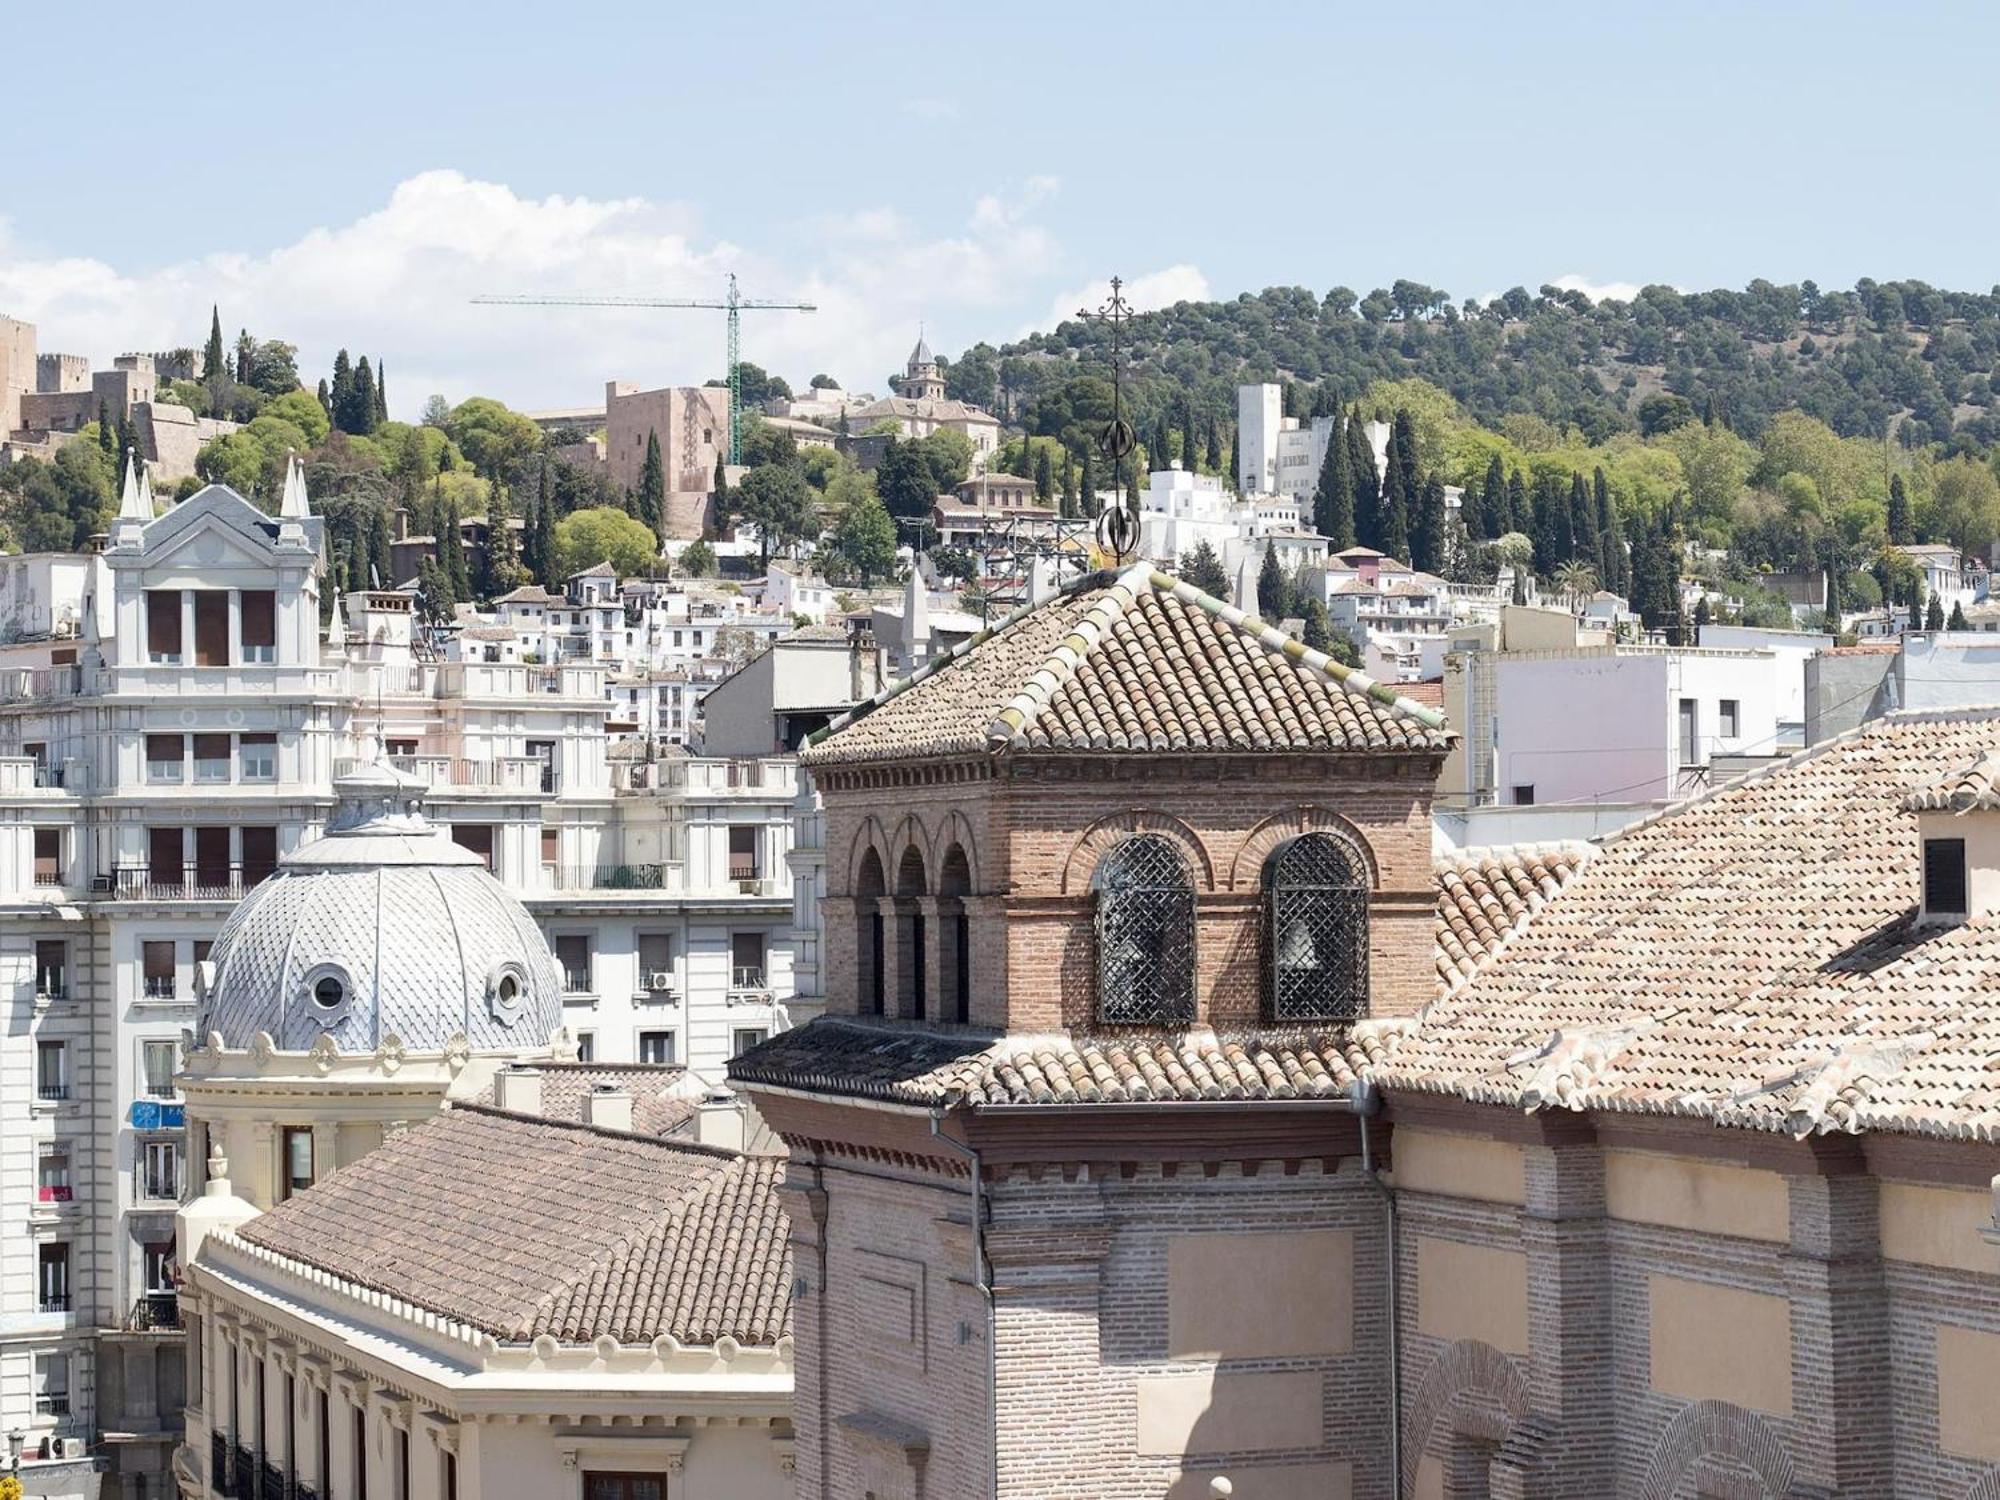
left=130, top=1101, right=186, bottom=1130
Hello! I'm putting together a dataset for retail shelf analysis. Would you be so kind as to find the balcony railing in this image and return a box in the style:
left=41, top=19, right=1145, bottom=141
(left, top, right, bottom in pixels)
left=33, top=867, right=65, bottom=888
left=35, top=1394, right=71, bottom=1416
left=39, top=1293, right=72, bottom=1312
left=261, top=1459, right=286, bottom=1500
left=731, top=967, right=769, bottom=992
left=142, top=977, right=178, bottom=1000
left=37, top=1083, right=70, bottom=1101
left=127, top=1293, right=181, bottom=1331
left=105, top=864, right=276, bottom=901
left=728, top=856, right=762, bottom=882
left=547, top=863, right=678, bottom=891
left=36, top=1184, right=73, bottom=1203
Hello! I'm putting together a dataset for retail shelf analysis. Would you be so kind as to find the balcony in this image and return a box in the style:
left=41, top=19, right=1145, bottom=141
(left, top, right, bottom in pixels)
left=333, top=755, right=557, bottom=795
left=731, top=966, right=770, bottom=994
left=142, top=976, right=178, bottom=1000
left=36, top=1184, right=73, bottom=1204
left=34, top=1394, right=71, bottom=1417
left=126, top=1293, right=181, bottom=1332
left=0, top=755, right=84, bottom=793
left=37, top=1083, right=70, bottom=1102
left=39, top=1293, right=72, bottom=1313
left=546, top=863, right=683, bottom=893
left=0, top=665, right=82, bottom=704
left=104, top=864, right=272, bottom=901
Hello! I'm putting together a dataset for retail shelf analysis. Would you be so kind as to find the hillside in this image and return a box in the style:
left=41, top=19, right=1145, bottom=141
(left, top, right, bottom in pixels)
left=942, top=279, right=2000, bottom=456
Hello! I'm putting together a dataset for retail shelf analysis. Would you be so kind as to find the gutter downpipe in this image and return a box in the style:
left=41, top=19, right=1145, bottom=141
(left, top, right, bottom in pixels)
left=1357, top=1080, right=1401, bottom=1499
left=931, top=1105, right=998, bottom=1500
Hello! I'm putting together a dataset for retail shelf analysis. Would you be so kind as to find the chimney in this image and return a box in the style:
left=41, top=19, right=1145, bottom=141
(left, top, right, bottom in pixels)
left=584, top=1084, right=633, bottom=1133
left=493, top=1065, right=542, bottom=1117
left=693, top=1085, right=744, bottom=1152
left=1904, top=750, right=2000, bottom=923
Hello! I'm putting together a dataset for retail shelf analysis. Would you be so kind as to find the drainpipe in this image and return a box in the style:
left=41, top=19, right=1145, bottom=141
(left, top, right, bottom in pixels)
left=1357, top=1084, right=1402, bottom=1499
left=930, top=1108, right=997, bottom=1500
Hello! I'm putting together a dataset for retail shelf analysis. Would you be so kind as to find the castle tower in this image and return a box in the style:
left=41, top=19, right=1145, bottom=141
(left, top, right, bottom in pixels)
left=904, top=328, right=946, bottom=402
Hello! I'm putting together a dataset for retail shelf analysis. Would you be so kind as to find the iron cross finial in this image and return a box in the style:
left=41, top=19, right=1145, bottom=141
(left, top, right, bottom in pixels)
left=1078, top=277, right=1139, bottom=562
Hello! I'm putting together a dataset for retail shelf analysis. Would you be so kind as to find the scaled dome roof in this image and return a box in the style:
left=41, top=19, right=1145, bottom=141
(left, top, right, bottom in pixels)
left=195, top=759, right=565, bottom=1054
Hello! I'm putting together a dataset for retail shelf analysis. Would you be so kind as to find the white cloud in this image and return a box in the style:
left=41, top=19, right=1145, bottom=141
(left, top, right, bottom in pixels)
left=1547, top=273, right=1647, bottom=304
left=1039, top=264, right=1210, bottom=333
left=0, top=170, right=1072, bottom=417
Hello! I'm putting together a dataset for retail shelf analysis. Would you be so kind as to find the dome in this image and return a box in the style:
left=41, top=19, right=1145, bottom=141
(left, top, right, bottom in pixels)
left=196, top=760, right=565, bottom=1054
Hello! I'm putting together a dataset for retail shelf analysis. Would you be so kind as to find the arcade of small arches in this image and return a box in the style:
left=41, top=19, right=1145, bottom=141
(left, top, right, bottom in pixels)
left=839, top=807, right=1376, bottom=1028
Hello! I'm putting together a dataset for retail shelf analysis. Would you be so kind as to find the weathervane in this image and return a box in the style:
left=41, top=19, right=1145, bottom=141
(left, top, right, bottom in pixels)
left=1078, top=277, right=1140, bottom=562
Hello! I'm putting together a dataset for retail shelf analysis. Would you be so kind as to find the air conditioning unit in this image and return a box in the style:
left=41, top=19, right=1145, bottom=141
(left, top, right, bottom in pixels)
left=646, top=971, right=675, bottom=992
left=53, top=1436, right=87, bottom=1459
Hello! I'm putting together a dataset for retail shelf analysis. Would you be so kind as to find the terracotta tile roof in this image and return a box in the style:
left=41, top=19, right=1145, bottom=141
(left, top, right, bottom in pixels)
left=1381, top=710, right=2000, bottom=1139
left=729, top=1016, right=1370, bottom=1106
left=1402, top=680, right=1445, bottom=709
left=1903, top=748, right=2000, bottom=812
left=802, top=566, right=1449, bottom=766
left=475, top=1062, right=699, bottom=1136
left=1434, top=844, right=1593, bottom=997
left=237, top=1105, right=789, bottom=1344
left=1821, top=642, right=1899, bottom=657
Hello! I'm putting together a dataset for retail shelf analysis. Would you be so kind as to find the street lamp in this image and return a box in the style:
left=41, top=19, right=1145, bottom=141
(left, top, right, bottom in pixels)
left=6, top=1425, right=25, bottom=1470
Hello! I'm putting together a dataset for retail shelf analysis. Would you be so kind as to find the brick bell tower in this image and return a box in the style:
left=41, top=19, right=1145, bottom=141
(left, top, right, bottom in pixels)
left=731, top=564, right=1450, bottom=1500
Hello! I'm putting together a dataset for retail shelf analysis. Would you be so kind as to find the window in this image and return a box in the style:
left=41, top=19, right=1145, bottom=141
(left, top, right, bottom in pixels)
left=242, top=825, right=278, bottom=886
left=142, top=941, right=177, bottom=1000
left=573, top=1031, right=596, bottom=1063
left=354, top=1404, right=368, bottom=1500
left=35, top=939, right=67, bottom=1000
left=732, top=1027, right=767, bottom=1057
left=729, top=824, right=760, bottom=883
left=33, top=827, right=62, bottom=886
left=1719, top=699, right=1741, bottom=738
left=142, top=1139, right=181, bottom=1201
left=584, top=1477, right=665, bottom=1500
left=149, top=826, right=185, bottom=888
left=36, top=1039, right=68, bottom=1100
left=146, top=732, right=186, bottom=782
left=1925, top=837, right=1968, bottom=916
left=1677, top=696, right=1698, bottom=763
left=147, top=590, right=183, bottom=662
left=34, top=1353, right=69, bottom=1416
left=142, top=1037, right=178, bottom=1096
left=38, top=1241, right=70, bottom=1310
left=450, top=823, right=495, bottom=871
left=240, top=733, right=277, bottom=782
left=280, top=1127, right=314, bottom=1199
left=731, top=931, right=766, bottom=990
left=193, top=732, right=231, bottom=782
left=554, top=935, right=591, bottom=993
left=240, top=589, right=276, bottom=663
left=37, top=1146, right=72, bottom=1203
left=143, top=1239, right=176, bottom=1291
left=638, top=933, right=673, bottom=992
left=638, top=1030, right=677, bottom=1066
left=1512, top=784, right=1536, bottom=806
left=1094, top=835, right=1196, bottom=1025
left=193, top=591, right=228, bottom=666
left=1265, top=834, right=1369, bottom=1022
left=540, top=827, right=559, bottom=874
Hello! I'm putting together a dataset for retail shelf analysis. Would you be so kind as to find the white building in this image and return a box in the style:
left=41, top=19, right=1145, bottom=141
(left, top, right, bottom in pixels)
left=0, top=463, right=800, bottom=1493
left=1235, top=382, right=1393, bottom=508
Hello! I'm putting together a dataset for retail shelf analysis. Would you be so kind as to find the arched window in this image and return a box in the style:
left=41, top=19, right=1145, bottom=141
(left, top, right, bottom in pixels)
left=938, top=844, right=972, bottom=1025
left=1095, top=835, right=1195, bottom=1025
left=1265, top=833, right=1368, bottom=1021
left=854, top=848, right=886, bottom=1016
left=895, top=845, right=927, bottom=1020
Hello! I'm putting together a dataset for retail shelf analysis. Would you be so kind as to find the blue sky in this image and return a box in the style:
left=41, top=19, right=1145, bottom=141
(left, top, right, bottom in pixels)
left=4, top=1, right=1995, bottom=415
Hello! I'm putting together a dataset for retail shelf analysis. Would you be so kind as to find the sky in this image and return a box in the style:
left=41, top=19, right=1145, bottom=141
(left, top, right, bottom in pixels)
left=3, top=0, right=1997, bottom=419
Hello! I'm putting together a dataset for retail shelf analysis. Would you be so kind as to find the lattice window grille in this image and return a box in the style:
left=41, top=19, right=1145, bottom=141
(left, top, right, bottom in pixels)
left=1267, top=834, right=1368, bottom=1022
left=1095, top=834, right=1196, bottom=1025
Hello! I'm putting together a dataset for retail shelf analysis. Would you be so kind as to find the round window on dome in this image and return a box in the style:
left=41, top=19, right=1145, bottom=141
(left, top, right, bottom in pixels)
left=299, top=962, right=355, bottom=1030
left=486, top=960, right=530, bottom=1025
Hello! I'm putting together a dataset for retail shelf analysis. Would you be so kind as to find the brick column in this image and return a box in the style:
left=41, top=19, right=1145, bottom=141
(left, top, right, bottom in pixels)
left=887, top=896, right=922, bottom=1020
left=777, top=1167, right=830, bottom=1500
left=917, top=896, right=947, bottom=1022
left=1504, top=1143, right=1610, bottom=1500
left=1783, top=1172, right=1891, bottom=1497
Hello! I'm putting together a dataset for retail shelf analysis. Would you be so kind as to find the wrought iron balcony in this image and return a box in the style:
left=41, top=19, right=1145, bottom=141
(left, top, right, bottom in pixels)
left=126, top=1293, right=182, bottom=1331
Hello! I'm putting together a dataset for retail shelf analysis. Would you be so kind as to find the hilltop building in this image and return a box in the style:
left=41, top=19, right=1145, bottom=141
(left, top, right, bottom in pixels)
left=836, top=335, right=1000, bottom=468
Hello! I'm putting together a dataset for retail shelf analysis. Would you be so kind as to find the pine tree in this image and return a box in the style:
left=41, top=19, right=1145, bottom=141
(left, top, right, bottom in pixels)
left=352, top=359, right=379, bottom=437
left=1927, top=594, right=1946, bottom=631
left=1179, top=541, right=1228, bottom=596
left=1312, top=409, right=1354, bottom=549
left=1506, top=468, right=1529, bottom=535
left=202, top=307, right=225, bottom=382
left=1949, top=599, right=1969, bottom=630
left=96, top=401, right=115, bottom=467
left=1033, top=447, right=1054, bottom=503
left=1410, top=473, right=1447, bottom=573
left=1346, top=408, right=1379, bottom=550
left=638, top=430, right=667, bottom=536
left=1477, top=455, right=1505, bottom=539
left=330, top=351, right=357, bottom=434
left=1887, top=474, right=1913, bottom=544
left=1257, top=544, right=1287, bottom=620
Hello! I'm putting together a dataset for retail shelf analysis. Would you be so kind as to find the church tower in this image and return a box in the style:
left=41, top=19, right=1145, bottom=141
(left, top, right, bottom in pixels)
left=904, top=329, right=946, bottom=402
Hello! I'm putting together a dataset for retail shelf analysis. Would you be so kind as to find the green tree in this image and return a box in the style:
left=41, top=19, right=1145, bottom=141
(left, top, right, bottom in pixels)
left=1477, top=454, right=1505, bottom=539
left=1312, top=409, right=1355, bottom=549
left=1301, top=598, right=1333, bottom=651
left=1179, top=541, right=1228, bottom=595
left=1256, top=545, right=1288, bottom=619
left=1033, top=446, right=1054, bottom=503
left=1181, top=397, right=1199, bottom=473
left=1206, top=421, right=1221, bottom=472
left=1926, top=593, right=1946, bottom=630
left=329, top=351, right=357, bottom=433
left=1410, top=473, right=1447, bottom=573
left=829, top=493, right=898, bottom=583
left=373, top=359, right=388, bottom=426
left=734, top=464, right=816, bottom=565
left=202, top=307, right=226, bottom=382
left=1345, top=407, right=1379, bottom=549
left=637, top=430, right=667, bottom=535
left=875, top=437, right=939, bottom=521
left=442, top=498, right=471, bottom=600
left=476, top=479, right=521, bottom=598
left=554, top=506, right=659, bottom=580
left=95, top=402, right=115, bottom=467
left=677, top=537, right=717, bottom=578
left=1227, top=425, right=1241, bottom=494
left=1949, top=599, right=1969, bottom=630
left=444, top=398, right=540, bottom=477
left=1079, top=449, right=1098, bottom=519
left=350, top=359, right=380, bottom=437
left=1887, top=473, right=1913, bottom=544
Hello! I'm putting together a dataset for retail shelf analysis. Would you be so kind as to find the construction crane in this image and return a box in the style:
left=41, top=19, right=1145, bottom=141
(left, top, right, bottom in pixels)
left=471, top=274, right=815, bottom=464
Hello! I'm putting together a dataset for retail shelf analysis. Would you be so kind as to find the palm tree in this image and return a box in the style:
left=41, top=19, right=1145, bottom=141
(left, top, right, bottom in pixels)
left=1554, top=560, right=1598, bottom=610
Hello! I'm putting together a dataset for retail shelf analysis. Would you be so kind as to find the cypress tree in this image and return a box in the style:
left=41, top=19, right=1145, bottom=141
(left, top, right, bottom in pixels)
left=1301, top=598, right=1333, bottom=651
left=1529, top=476, right=1558, bottom=575
left=1949, top=599, right=1969, bottom=630
left=1510, top=566, right=1528, bottom=606
left=1205, top=420, right=1221, bottom=471
left=479, top=478, right=519, bottom=599
left=1824, top=564, right=1841, bottom=627
left=374, top=360, right=388, bottom=425
left=1410, top=473, right=1447, bottom=573
left=330, top=351, right=356, bottom=433
left=1227, top=425, right=1241, bottom=494
left=1926, top=594, right=1946, bottom=631
left=1478, top=454, right=1505, bottom=539
left=117, top=414, right=139, bottom=482
left=370, top=504, right=394, bottom=588
left=202, top=306, right=225, bottom=382
left=638, top=430, right=667, bottom=535
left=711, top=454, right=729, bottom=526
left=1257, top=545, right=1287, bottom=620
left=1151, top=413, right=1172, bottom=475
left=1887, top=474, right=1913, bottom=544
left=96, top=401, right=115, bottom=467
left=1180, top=541, right=1228, bottom=595
left=1060, top=451, right=1077, bottom=517
left=316, top=378, right=331, bottom=416
left=1505, top=468, right=1529, bottom=535
left=1345, top=408, right=1379, bottom=550
left=1080, top=450, right=1098, bottom=518
left=1569, top=472, right=1598, bottom=575
left=347, top=520, right=372, bottom=595
left=1593, top=469, right=1621, bottom=592
left=1389, top=410, right=1419, bottom=509
left=1312, top=409, right=1355, bottom=549
left=443, top=499, right=470, bottom=601
left=1125, top=460, right=1141, bottom=515
left=1909, top=585, right=1924, bottom=632
left=352, top=359, right=379, bottom=437
left=1034, top=447, right=1054, bottom=503
left=1379, top=461, right=1411, bottom=563
left=1182, top=397, right=1199, bottom=473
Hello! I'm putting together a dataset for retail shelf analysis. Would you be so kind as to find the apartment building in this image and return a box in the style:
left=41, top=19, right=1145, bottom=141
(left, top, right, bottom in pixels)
left=0, top=466, right=797, bottom=1494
